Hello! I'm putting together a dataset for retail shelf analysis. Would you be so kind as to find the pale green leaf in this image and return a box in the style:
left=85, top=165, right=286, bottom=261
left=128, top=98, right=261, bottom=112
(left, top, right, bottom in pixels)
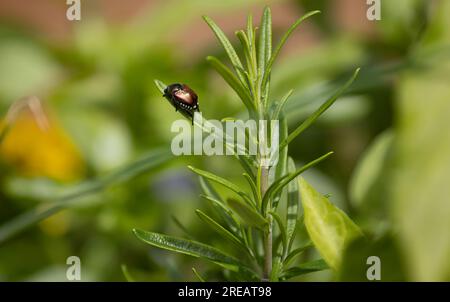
left=299, top=177, right=363, bottom=270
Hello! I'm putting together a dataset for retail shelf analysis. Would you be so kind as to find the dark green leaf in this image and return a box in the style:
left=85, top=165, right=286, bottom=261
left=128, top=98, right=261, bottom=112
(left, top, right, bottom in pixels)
left=195, top=209, right=245, bottom=250
left=269, top=211, right=287, bottom=256
left=283, top=243, right=313, bottom=267
left=280, top=259, right=329, bottom=280
left=188, top=166, right=254, bottom=207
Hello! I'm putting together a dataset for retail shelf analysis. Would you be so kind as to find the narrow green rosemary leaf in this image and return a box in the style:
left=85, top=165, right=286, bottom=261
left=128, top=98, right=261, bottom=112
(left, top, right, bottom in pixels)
left=261, top=10, right=321, bottom=90
left=200, top=194, right=240, bottom=233
left=192, top=267, right=206, bottom=282
left=272, top=89, right=294, bottom=121
left=283, top=243, right=313, bottom=267
left=281, top=68, right=360, bottom=149
left=261, top=152, right=334, bottom=213
left=195, top=210, right=245, bottom=250
left=280, top=259, right=329, bottom=280
left=199, top=176, right=223, bottom=202
left=227, top=198, right=268, bottom=230
left=121, top=265, right=135, bottom=282
left=206, top=56, right=254, bottom=111
left=188, top=166, right=255, bottom=207
left=286, top=157, right=299, bottom=253
left=269, top=211, right=287, bottom=255
left=203, top=16, right=246, bottom=84
left=133, top=229, right=250, bottom=273
left=172, top=215, right=194, bottom=239
left=154, top=79, right=167, bottom=94
left=236, top=30, right=254, bottom=80
left=247, top=14, right=253, bottom=48
left=243, top=173, right=261, bottom=206
left=258, top=6, right=272, bottom=76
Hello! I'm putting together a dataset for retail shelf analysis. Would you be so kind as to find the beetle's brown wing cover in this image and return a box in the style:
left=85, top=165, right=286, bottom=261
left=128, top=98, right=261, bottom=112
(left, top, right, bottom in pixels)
left=173, top=85, right=198, bottom=106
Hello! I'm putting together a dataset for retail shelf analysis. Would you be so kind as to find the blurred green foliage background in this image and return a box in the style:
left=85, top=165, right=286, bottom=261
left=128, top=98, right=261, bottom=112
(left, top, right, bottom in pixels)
left=0, top=0, right=449, bottom=281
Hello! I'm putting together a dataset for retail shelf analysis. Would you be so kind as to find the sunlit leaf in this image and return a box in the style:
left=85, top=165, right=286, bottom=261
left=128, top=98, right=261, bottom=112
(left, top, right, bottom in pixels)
left=299, top=177, right=363, bottom=270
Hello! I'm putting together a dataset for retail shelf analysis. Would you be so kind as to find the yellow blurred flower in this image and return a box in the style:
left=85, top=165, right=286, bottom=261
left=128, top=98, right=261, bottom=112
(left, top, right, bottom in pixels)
left=0, top=108, right=84, bottom=181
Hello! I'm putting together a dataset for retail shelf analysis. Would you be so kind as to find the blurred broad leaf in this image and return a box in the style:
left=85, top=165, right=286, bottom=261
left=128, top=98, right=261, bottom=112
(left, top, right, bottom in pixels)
left=0, top=148, right=171, bottom=244
left=299, top=177, right=363, bottom=271
left=0, top=36, right=60, bottom=102
left=390, top=0, right=450, bottom=281
left=349, top=130, right=394, bottom=217
left=339, top=234, right=407, bottom=281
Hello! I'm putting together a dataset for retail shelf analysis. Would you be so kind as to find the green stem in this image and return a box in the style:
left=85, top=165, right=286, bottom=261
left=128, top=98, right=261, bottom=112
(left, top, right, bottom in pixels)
left=261, top=166, right=272, bottom=280
left=258, top=110, right=272, bottom=280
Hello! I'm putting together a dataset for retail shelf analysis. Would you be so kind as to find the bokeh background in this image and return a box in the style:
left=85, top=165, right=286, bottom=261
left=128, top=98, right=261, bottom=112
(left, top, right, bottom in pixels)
left=0, top=0, right=449, bottom=281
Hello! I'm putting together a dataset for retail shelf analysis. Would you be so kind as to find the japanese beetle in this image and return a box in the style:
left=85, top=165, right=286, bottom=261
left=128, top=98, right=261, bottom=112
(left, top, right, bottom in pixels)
left=163, top=83, right=200, bottom=124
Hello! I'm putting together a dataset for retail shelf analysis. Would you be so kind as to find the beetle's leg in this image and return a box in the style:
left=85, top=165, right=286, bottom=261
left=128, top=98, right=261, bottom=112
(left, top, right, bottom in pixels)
left=171, top=97, right=179, bottom=112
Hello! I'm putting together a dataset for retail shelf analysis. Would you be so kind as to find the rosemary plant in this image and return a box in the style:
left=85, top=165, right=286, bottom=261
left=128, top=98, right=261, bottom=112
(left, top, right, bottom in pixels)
left=135, top=7, right=362, bottom=281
